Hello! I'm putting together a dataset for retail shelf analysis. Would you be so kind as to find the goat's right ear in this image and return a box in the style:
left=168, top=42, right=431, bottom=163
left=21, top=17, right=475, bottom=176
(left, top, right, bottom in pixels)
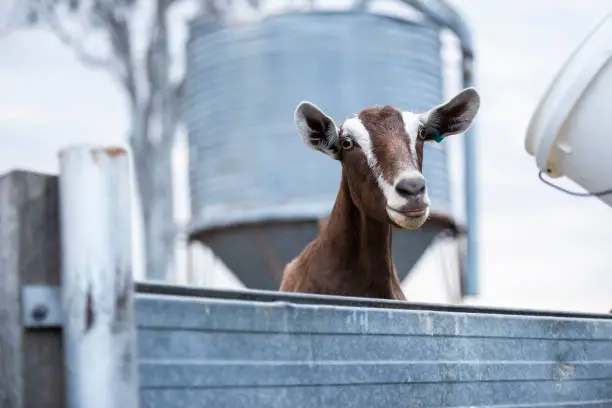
left=419, top=87, right=480, bottom=141
left=294, top=101, right=341, bottom=160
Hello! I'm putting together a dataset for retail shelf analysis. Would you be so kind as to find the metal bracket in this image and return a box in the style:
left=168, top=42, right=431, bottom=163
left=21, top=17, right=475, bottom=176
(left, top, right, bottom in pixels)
left=22, top=285, right=62, bottom=329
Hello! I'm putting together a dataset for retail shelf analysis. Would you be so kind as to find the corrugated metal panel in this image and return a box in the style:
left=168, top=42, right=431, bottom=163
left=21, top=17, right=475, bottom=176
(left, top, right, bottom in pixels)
left=185, top=12, right=452, bottom=233
left=136, top=289, right=612, bottom=407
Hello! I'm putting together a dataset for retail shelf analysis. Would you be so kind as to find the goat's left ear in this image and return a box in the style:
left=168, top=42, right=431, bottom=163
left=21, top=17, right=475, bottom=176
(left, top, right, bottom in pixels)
left=294, top=101, right=341, bottom=160
left=419, top=87, right=480, bottom=141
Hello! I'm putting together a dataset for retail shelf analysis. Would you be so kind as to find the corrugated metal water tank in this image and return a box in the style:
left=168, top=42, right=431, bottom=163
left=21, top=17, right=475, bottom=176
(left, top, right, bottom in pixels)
left=185, top=11, right=455, bottom=290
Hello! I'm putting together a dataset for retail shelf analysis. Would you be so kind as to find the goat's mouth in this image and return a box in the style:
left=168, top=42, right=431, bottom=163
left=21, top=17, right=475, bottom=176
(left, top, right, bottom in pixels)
left=386, top=205, right=430, bottom=230
left=387, top=206, right=428, bottom=218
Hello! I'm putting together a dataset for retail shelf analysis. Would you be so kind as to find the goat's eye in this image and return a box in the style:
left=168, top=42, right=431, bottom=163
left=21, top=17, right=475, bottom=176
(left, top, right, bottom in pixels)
left=417, top=126, right=427, bottom=140
left=341, top=137, right=354, bottom=150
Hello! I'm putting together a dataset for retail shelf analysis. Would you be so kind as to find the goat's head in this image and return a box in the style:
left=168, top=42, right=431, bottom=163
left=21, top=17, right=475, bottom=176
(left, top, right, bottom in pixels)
left=294, top=87, right=480, bottom=230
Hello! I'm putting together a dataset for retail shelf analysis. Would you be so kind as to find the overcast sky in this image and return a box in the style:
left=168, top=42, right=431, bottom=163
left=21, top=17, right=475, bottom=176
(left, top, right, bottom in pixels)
left=1, top=0, right=611, bottom=312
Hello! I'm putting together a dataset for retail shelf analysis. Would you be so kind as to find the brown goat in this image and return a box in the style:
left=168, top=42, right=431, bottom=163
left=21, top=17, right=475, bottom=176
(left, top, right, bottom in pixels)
left=279, top=88, right=481, bottom=300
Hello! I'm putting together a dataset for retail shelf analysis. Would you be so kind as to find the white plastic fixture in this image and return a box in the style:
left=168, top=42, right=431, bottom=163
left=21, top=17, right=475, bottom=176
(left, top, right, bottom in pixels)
left=525, top=9, right=612, bottom=208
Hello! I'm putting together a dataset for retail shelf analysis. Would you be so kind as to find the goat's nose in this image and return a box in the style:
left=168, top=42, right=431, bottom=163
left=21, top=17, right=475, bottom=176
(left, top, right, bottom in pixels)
left=395, top=177, right=426, bottom=198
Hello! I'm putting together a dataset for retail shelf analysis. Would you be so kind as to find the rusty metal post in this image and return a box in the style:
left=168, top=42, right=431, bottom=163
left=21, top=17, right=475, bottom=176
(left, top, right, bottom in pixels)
left=58, top=145, right=139, bottom=408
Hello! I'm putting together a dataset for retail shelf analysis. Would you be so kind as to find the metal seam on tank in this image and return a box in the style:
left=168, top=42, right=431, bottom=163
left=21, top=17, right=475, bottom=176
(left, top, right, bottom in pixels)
left=187, top=45, right=443, bottom=66
left=186, top=83, right=439, bottom=103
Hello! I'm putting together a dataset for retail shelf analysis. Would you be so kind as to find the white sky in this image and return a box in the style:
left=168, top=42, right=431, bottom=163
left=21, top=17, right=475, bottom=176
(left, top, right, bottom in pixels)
left=1, top=0, right=611, bottom=313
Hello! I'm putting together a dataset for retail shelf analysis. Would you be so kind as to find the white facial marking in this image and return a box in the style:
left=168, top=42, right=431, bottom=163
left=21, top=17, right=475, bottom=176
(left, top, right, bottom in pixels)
left=401, top=111, right=421, bottom=168
left=396, top=110, right=431, bottom=210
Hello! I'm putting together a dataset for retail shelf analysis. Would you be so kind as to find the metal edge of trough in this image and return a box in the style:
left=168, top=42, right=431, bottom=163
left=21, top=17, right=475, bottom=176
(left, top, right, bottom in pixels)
left=135, top=282, right=612, bottom=320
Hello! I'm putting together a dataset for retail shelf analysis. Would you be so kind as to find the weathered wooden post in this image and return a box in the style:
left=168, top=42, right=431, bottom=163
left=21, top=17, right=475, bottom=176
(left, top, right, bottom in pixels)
left=58, top=146, right=140, bottom=408
left=0, top=170, right=65, bottom=408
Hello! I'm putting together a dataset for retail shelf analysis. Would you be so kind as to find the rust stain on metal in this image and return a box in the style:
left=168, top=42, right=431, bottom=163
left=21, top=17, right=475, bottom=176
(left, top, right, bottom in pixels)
left=116, top=288, right=128, bottom=310
left=112, top=267, right=131, bottom=333
left=115, top=282, right=128, bottom=313
left=105, top=147, right=127, bottom=157
left=115, top=266, right=130, bottom=310
left=90, top=147, right=126, bottom=163
left=120, top=346, right=134, bottom=381
left=85, top=288, right=95, bottom=332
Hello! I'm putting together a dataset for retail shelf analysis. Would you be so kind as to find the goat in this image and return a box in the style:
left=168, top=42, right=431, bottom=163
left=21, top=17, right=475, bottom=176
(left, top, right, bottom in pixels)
left=279, top=88, right=481, bottom=300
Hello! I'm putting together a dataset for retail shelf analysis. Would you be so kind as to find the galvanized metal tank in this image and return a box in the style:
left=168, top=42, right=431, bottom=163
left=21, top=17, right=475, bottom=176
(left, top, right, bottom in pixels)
left=185, top=11, right=457, bottom=290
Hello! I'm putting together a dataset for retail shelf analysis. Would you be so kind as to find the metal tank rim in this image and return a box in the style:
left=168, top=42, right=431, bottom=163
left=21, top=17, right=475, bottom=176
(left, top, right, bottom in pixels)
left=188, top=8, right=432, bottom=32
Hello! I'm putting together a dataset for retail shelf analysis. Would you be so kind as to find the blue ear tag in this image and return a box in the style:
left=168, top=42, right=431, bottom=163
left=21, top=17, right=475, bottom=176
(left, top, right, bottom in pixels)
left=433, top=131, right=443, bottom=143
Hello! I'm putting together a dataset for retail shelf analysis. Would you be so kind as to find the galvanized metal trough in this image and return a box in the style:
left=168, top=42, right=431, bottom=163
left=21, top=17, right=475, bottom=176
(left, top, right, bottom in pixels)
left=2, top=145, right=612, bottom=408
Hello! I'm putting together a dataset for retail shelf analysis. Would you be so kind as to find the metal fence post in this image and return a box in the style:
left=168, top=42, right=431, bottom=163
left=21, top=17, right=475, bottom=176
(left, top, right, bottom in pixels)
left=58, top=146, right=140, bottom=408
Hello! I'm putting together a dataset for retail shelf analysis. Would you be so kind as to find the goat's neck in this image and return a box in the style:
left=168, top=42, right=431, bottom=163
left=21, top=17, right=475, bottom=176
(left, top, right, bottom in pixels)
left=317, top=171, right=398, bottom=296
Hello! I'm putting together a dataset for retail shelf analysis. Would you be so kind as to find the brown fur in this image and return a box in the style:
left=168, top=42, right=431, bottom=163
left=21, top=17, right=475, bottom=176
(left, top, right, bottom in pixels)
left=280, top=106, right=410, bottom=300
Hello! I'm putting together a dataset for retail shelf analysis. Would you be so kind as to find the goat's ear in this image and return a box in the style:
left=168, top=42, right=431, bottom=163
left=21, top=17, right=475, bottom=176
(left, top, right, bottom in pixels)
left=419, top=87, right=480, bottom=141
left=294, top=101, right=341, bottom=159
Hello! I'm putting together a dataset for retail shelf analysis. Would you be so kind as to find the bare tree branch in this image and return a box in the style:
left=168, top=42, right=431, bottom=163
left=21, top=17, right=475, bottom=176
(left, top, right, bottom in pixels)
left=32, top=1, right=128, bottom=84
left=145, top=8, right=160, bottom=92
left=47, top=16, right=122, bottom=72
left=103, top=7, right=138, bottom=104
